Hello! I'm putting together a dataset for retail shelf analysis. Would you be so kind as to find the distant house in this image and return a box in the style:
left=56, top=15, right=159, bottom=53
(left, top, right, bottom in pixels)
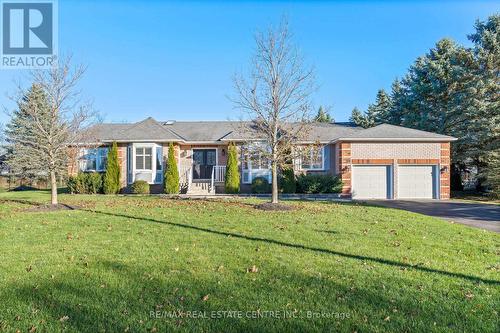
left=72, top=117, right=456, bottom=199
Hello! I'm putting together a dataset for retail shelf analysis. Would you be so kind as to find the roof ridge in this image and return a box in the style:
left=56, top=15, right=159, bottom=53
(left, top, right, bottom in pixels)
left=120, top=117, right=183, bottom=140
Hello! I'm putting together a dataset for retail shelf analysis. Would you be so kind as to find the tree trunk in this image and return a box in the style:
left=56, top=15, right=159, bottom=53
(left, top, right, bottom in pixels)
left=271, top=160, right=278, bottom=204
left=50, top=170, right=58, bottom=205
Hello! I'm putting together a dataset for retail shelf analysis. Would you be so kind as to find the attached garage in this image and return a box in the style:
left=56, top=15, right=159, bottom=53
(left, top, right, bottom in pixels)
left=351, top=165, right=392, bottom=199
left=397, top=165, right=438, bottom=199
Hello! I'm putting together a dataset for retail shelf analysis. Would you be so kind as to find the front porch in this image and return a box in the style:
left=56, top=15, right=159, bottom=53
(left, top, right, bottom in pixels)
left=179, top=164, right=226, bottom=194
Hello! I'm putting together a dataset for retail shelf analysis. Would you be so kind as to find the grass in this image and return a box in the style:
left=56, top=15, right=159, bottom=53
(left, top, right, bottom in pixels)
left=451, top=191, right=499, bottom=204
left=0, top=191, right=498, bottom=332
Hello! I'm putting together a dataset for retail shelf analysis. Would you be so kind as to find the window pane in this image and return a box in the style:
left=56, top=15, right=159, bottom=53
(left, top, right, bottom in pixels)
left=206, top=151, right=216, bottom=165
left=86, top=158, right=96, bottom=171
left=145, top=155, right=152, bottom=170
left=98, top=156, right=107, bottom=171
left=136, top=147, right=144, bottom=155
left=136, top=155, right=144, bottom=169
left=311, top=147, right=323, bottom=169
left=145, top=148, right=152, bottom=156
left=156, top=147, right=163, bottom=170
left=97, top=148, right=108, bottom=171
left=85, top=149, right=97, bottom=171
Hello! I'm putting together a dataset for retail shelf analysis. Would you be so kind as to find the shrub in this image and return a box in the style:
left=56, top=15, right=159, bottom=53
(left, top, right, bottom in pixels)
left=67, top=176, right=78, bottom=194
left=225, top=142, right=240, bottom=193
left=131, top=180, right=150, bottom=194
left=74, top=173, right=87, bottom=194
left=85, top=172, right=103, bottom=194
left=279, top=166, right=296, bottom=193
left=67, top=172, right=103, bottom=194
left=251, top=176, right=271, bottom=194
left=164, top=143, right=179, bottom=194
left=103, top=142, right=121, bottom=194
left=296, top=174, right=342, bottom=194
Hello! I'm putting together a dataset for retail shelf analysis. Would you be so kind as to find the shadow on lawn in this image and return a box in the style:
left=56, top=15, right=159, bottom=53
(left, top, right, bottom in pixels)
left=2, top=197, right=498, bottom=286
left=8, top=259, right=485, bottom=332
left=83, top=208, right=499, bottom=286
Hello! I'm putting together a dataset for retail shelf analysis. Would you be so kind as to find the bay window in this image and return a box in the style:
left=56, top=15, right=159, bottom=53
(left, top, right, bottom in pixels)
left=129, top=144, right=164, bottom=184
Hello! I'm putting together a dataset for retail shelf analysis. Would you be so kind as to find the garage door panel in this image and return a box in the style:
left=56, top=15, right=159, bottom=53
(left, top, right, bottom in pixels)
left=398, top=165, right=436, bottom=199
left=352, top=165, right=389, bottom=199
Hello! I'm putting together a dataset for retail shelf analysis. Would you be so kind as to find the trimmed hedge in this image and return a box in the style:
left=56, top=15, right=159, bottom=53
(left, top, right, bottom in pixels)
left=67, top=172, right=103, bottom=194
left=131, top=180, right=150, bottom=194
left=251, top=176, right=271, bottom=194
left=296, top=174, right=342, bottom=194
left=279, top=167, right=296, bottom=193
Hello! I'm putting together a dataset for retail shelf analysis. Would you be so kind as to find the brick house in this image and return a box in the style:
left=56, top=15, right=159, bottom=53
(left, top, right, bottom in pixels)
left=72, top=117, right=456, bottom=199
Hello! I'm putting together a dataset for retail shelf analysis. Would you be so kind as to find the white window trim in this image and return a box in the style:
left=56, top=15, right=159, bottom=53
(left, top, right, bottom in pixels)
left=80, top=147, right=108, bottom=172
left=296, top=146, right=325, bottom=171
left=241, top=144, right=272, bottom=184
left=131, top=143, right=163, bottom=184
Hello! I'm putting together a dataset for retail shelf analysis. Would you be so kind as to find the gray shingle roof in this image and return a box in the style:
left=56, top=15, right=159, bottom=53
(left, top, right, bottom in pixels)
left=88, top=117, right=182, bottom=142
left=86, top=118, right=456, bottom=143
left=340, top=124, right=456, bottom=141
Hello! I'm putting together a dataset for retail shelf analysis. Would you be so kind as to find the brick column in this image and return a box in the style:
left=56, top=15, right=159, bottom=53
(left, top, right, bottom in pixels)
left=440, top=142, right=451, bottom=199
left=338, top=142, right=351, bottom=197
left=117, top=144, right=128, bottom=189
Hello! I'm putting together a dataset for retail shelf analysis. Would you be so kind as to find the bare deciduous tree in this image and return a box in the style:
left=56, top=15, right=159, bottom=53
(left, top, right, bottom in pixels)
left=233, top=20, right=315, bottom=204
left=5, top=56, right=97, bottom=205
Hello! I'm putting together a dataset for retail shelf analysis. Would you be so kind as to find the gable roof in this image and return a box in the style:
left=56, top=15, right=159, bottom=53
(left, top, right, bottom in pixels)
left=84, top=118, right=456, bottom=143
left=88, top=117, right=182, bottom=142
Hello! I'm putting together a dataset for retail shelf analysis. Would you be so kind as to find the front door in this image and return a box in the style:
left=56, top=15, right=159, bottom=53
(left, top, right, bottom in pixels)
left=193, top=149, right=216, bottom=180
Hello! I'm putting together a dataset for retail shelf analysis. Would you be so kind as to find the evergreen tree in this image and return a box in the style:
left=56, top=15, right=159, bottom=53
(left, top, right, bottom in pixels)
left=366, top=89, right=392, bottom=124
left=224, top=142, right=240, bottom=193
left=350, top=107, right=370, bottom=128
left=103, top=141, right=121, bottom=194
left=468, top=15, right=500, bottom=194
left=314, top=106, right=333, bottom=123
left=387, top=79, right=406, bottom=125
left=4, top=58, right=94, bottom=205
left=5, top=84, right=53, bottom=181
left=164, top=143, right=179, bottom=194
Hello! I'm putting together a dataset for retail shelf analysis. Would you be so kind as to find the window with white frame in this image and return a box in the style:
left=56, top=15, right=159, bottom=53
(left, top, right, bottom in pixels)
left=155, top=146, right=163, bottom=183
left=297, top=145, right=324, bottom=170
left=241, top=144, right=272, bottom=184
left=80, top=147, right=108, bottom=172
left=130, top=144, right=163, bottom=184
left=135, top=147, right=153, bottom=170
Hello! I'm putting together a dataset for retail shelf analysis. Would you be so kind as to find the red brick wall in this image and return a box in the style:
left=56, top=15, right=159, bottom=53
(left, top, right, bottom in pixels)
left=440, top=142, right=451, bottom=199
left=338, top=143, right=351, bottom=197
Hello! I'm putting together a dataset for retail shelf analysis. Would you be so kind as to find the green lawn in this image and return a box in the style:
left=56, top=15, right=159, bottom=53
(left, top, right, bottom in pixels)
left=0, top=191, right=498, bottom=332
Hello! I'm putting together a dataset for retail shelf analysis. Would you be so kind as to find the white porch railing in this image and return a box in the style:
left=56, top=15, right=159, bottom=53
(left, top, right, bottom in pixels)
left=179, top=165, right=192, bottom=193
left=210, top=165, right=226, bottom=194
left=213, top=165, right=226, bottom=183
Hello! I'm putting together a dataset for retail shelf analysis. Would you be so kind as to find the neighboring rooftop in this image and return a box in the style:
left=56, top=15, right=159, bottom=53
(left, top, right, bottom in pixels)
left=85, top=117, right=456, bottom=143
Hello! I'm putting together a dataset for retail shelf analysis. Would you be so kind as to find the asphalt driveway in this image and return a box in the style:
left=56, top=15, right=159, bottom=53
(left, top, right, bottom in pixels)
left=368, top=200, right=500, bottom=233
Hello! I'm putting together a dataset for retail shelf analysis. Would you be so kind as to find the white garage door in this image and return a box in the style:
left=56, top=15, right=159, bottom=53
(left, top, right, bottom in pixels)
left=398, top=165, right=436, bottom=199
left=352, top=165, right=389, bottom=199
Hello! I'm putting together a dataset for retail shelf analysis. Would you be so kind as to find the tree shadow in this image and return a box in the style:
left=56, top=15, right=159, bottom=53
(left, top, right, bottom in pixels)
left=80, top=207, right=498, bottom=286
left=6, top=259, right=490, bottom=332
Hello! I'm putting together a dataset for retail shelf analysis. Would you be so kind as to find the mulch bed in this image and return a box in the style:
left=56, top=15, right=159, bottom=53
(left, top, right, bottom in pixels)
left=254, top=202, right=295, bottom=211
left=23, top=204, right=79, bottom=212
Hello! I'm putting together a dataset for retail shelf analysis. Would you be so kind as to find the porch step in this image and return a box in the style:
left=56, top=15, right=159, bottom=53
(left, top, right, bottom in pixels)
left=187, top=181, right=213, bottom=195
